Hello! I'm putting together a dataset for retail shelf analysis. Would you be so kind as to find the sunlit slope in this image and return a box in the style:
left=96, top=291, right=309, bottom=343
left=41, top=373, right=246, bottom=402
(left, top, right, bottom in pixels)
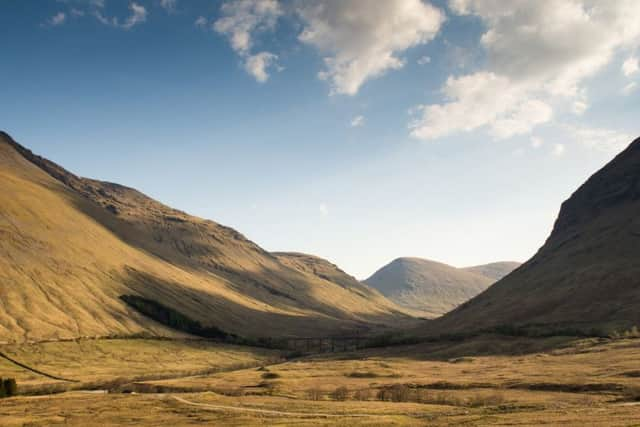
left=364, top=258, right=519, bottom=318
left=433, top=136, right=640, bottom=334
left=0, top=132, right=411, bottom=342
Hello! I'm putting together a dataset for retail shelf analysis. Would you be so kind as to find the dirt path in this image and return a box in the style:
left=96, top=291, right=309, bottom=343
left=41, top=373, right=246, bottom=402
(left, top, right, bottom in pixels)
left=0, top=350, right=79, bottom=382
left=170, top=395, right=375, bottom=418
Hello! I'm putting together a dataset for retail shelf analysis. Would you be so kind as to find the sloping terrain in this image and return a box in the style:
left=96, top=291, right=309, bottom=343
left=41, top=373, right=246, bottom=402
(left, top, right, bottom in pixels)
left=432, top=136, right=640, bottom=335
left=0, top=131, right=411, bottom=343
left=462, top=261, right=521, bottom=281
left=364, top=258, right=518, bottom=318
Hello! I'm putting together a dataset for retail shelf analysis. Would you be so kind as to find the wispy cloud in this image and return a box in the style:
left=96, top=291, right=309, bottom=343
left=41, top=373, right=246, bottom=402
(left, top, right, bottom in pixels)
left=566, top=125, right=633, bottom=155
left=319, top=203, right=329, bottom=217
left=95, top=2, right=147, bottom=30
left=622, top=81, right=638, bottom=95
left=48, top=12, right=66, bottom=26
left=160, top=0, right=176, bottom=13
left=350, top=115, right=365, bottom=128
left=214, top=0, right=282, bottom=82
left=194, top=16, right=208, bottom=29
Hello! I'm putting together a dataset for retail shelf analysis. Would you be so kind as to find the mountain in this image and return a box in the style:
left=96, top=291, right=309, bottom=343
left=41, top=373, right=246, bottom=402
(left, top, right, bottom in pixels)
left=462, top=262, right=522, bottom=282
left=364, top=258, right=520, bottom=318
left=0, top=131, right=412, bottom=343
left=432, top=136, right=640, bottom=335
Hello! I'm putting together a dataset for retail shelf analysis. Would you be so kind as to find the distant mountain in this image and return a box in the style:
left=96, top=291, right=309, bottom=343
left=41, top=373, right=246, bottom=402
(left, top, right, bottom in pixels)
left=462, top=262, right=522, bottom=282
left=432, top=136, right=640, bottom=335
left=364, top=258, right=520, bottom=318
left=0, top=131, right=411, bottom=343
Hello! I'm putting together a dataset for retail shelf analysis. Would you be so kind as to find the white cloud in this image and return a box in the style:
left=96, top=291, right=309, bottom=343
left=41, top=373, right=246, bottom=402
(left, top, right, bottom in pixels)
left=70, top=8, right=85, bottom=17
left=417, top=55, right=431, bottom=65
left=319, top=203, right=329, bottom=216
left=244, top=52, right=278, bottom=82
left=350, top=115, right=365, bottom=127
left=296, top=0, right=444, bottom=95
left=410, top=72, right=552, bottom=140
left=49, top=12, right=66, bottom=26
left=194, top=16, right=207, bottom=28
left=622, top=81, right=638, bottom=95
left=566, top=125, right=632, bottom=155
left=552, top=143, right=566, bottom=157
left=622, top=56, right=639, bottom=77
left=124, top=3, right=147, bottom=29
left=411, top=1, right=640, bottom=140
left=95, top=2, right=147, bottom=29
left=214, top=0, right=281, bottom=54
left=530, top=136, right=543, bottom=148
left=160, top=0, right=176, bottom=12
left=214, top=0, right=282, bottom=82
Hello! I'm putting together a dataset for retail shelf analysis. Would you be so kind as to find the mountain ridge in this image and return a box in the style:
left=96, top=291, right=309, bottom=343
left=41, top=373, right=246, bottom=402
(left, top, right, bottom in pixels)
left=0, top=131, right=413, bottom=343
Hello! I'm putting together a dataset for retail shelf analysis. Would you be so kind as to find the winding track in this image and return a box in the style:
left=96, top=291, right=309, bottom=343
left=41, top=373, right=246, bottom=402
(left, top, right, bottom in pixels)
left=170, top=395, right=375, bottom=418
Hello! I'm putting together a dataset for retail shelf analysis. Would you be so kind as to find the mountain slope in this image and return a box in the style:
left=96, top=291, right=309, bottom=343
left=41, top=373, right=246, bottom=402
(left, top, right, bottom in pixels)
left=432, top=136, right=640, bottom=335
left=463, top=262, right=521, bottom=282
left=364, top=258, right=519, bottom=318
left=0, top=131, right=411, bottom=343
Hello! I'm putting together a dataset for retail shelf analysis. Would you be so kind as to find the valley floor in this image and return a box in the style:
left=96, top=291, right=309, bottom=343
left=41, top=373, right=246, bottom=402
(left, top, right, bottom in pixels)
left=1, top=336, right=640, bottom=426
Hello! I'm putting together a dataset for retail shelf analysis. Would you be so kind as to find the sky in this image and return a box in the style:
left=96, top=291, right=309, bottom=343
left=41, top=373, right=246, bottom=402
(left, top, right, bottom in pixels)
left=1, top=0, right=639, bottom=279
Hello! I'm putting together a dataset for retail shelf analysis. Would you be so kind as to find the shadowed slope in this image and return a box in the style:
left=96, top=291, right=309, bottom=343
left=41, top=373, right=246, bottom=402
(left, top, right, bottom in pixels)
left=0, top=131, right=411, bottom=342
left=432, top=136, right=640, bottom=334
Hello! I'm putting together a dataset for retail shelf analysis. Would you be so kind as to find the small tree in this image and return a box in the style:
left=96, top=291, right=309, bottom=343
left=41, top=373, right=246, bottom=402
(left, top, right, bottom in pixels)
left=331, top=386, right=349, bottom=401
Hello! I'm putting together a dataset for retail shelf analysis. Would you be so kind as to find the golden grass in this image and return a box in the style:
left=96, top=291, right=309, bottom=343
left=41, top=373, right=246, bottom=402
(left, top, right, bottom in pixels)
left=0, top=338, right=282, bottom=387
left=1, top=336, right=640, bottom=425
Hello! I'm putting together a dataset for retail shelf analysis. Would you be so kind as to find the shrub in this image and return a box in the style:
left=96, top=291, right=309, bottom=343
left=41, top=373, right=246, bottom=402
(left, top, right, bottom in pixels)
left=377, top=388, right=391, bottom=401
left=389, top=384, right=411, bottom=402
left=261, top=372, right=280, bottom=380
left=331, top=386, right=349, bottom=401
left=306, top=388, right=323, bottom=401
left=377, top=385, right=412, bottom=402
left=353, top=388, right=371, bottom=401
left=0, top=378, right=17, bottom=398
left=467, top=392, right=505, bottom=407
left=346, top=371, right=379, bottom=378
left=624, top=386, right=640, bottom=402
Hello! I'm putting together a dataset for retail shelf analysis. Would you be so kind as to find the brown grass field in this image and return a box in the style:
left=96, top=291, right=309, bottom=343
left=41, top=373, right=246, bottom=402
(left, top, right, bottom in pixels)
left=1, top=336, right=640, bottom=425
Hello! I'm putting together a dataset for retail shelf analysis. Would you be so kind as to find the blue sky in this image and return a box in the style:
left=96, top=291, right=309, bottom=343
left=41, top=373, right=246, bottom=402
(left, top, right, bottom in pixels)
left=1, top=0, right=639, bottom=278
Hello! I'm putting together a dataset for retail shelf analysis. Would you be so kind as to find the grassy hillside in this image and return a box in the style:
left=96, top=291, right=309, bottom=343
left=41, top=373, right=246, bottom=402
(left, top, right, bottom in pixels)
left=364, top=258, right=519, bottom=318
left=431, top=136, right=640, bottom=335
left=0, top=131, right=412, bottom=343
